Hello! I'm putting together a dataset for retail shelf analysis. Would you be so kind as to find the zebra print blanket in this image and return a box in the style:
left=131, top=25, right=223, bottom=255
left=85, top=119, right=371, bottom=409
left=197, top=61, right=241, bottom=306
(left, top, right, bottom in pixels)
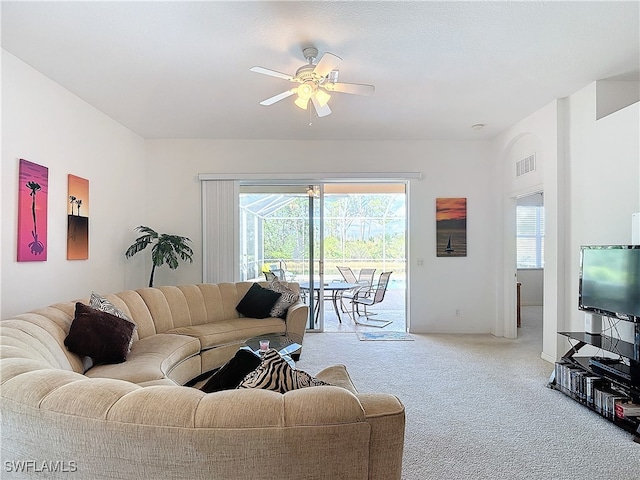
left=238, top=349, right=329, bottom=393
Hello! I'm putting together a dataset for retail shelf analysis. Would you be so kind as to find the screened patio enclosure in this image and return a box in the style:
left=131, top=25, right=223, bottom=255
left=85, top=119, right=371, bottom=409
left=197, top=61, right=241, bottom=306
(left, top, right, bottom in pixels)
left=239, top=185, right=407, bottom=284
left=239, top=190, right=306, bottom=282
left=239, top=183, right=407, bottom=331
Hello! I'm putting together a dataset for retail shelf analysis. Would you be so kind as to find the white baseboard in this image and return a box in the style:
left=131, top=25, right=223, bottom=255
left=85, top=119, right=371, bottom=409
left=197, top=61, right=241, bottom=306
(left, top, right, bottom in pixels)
left=540, top=352, right=555, bottom=364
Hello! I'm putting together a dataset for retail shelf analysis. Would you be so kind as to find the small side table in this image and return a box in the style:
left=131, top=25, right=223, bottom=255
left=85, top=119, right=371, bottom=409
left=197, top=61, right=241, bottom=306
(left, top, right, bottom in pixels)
left=245, top=332, right=303, bottom=361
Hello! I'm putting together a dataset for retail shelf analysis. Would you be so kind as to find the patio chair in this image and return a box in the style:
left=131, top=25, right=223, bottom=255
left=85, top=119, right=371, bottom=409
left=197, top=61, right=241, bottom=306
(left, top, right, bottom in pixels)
left=337, top=266, right=377, bottom=316
left=337, top=266, right=358, bottom=284
left=351, top=271, right=393, bottom=328
left=357, top=268, right=376, bottom=288
left=269, top=266, right=286, bottom=281
left=337, top=266, right=364, bottom=315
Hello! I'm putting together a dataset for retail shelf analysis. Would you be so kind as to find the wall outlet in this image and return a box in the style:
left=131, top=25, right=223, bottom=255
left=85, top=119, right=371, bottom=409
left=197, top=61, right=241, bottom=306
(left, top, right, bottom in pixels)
left=455, top=308, right=460, bottom=316
left=417, top=258, right=424, bottom=266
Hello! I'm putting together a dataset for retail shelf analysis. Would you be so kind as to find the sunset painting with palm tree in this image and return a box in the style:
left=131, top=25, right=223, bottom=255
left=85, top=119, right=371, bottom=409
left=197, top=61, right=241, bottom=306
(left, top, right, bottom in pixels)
left=17, top=159, right=48, bottom=261
left=436, top=197, right=467, bottom=257
left=67, top=174, right=89, bottom=260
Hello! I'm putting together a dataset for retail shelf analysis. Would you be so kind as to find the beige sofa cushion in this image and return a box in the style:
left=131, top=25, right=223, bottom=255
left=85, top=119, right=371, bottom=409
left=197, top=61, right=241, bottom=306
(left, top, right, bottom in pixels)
left=133, top=284, right=254, bottom=334
left=167, top=317, right=286, bottom=350
left=85, top=334, right=199, bottom=384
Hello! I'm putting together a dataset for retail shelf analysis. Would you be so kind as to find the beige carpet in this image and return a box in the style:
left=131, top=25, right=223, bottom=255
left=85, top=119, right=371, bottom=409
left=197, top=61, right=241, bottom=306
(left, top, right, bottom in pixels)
left=295, top=307, right=639, bottom=480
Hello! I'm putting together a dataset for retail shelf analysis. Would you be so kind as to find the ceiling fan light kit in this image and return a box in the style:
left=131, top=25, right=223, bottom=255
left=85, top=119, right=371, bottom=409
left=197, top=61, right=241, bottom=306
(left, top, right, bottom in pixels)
left=250, top=46, right=374, bottom=119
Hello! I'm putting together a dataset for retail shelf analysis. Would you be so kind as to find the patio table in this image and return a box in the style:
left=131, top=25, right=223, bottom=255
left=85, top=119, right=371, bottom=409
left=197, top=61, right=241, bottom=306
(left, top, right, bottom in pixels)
left=299, top=281, right=359, bottom=323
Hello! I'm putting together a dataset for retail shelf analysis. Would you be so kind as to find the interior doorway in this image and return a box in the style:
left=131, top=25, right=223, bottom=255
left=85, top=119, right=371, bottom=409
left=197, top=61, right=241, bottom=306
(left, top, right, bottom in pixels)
left=516, top=191, right=544, bottom=348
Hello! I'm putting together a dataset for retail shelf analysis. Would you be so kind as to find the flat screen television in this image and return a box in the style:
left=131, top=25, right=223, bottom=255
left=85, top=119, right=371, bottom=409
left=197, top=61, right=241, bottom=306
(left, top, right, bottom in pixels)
left=579, top=245, right=640, bottom=323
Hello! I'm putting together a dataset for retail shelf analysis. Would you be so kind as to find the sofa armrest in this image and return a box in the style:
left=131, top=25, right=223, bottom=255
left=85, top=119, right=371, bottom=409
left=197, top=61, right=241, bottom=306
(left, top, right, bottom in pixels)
left=357, top=393, right=405, bottom=480
left=284, top=301, right=308, bottom=340
left=315, top=364, right=405, bottom=479
left=315, top=364, right=358, bottom=394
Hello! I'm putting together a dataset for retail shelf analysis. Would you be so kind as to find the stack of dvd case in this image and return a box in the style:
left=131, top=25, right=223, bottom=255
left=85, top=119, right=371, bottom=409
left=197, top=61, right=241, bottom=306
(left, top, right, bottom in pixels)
left=554, top=360, right=632, bottom=420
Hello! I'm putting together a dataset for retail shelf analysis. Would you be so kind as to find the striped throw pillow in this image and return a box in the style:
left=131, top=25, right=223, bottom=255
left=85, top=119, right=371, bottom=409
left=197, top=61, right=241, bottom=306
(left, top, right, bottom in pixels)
left=267, top=279, right=300, bottom=318
left=90, top=292, right=136, bottom=353
left=237, top=349, right=329, bottom=393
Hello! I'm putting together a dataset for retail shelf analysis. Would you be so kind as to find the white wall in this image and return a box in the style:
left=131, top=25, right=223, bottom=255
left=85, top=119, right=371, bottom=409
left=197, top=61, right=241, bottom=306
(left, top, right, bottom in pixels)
left=145, top=139, right=499, bottom=334
left=565, top=83, right=640, bottom=344
left=596, top=80, right=640, bottom=120
left=1, top=51, right=146, bottom=318
left=492, top=83, right=639, bottom=362
left=517, top=269, right=543, bottom=306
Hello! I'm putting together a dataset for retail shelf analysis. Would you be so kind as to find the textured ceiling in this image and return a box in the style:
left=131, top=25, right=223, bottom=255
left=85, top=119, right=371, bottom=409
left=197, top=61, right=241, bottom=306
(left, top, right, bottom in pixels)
left=2, top=1, right=639, bottom=141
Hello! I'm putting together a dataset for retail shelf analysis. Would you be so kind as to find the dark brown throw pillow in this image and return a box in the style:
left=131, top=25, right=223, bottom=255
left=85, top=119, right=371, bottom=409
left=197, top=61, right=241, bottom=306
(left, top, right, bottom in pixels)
left=200, top=348, right=262, bottom=393
left=89, top=291, right=136, bottom=354
left=236, top=282, right=282, bottom=319
left=64, top=303, right=136, bottom=364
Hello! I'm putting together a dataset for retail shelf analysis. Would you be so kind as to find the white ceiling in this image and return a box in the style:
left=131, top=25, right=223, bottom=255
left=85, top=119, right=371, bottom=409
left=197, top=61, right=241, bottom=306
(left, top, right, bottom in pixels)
left=2, top=1, right=639, bottom=141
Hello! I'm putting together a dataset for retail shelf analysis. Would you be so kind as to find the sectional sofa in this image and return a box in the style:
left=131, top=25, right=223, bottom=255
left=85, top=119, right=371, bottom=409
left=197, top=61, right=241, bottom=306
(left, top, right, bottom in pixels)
left=0, top=282, right=406, bottom=479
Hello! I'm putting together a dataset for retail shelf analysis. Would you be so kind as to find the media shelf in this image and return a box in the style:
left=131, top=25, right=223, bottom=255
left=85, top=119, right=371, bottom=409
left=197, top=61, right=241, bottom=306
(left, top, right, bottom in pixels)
left=549, top=327, right=640, bottom=441
left=558, top=331, right=639, bottom=362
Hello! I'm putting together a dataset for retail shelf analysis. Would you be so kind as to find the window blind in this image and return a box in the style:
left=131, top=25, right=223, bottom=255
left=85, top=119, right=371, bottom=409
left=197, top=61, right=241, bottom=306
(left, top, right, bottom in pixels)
left=516, top=205, right=544, bottom=268
left=201, top=180, right=240, bottom=282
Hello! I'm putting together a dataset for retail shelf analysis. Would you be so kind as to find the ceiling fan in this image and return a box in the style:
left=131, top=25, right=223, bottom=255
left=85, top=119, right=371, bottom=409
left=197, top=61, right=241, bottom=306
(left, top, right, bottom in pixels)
left=250, top=46, right=375, bottom=118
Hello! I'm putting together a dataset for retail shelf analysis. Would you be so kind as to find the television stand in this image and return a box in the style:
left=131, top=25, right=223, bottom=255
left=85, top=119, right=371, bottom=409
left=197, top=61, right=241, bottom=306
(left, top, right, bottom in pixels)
left=549, top=326, right=640, bottom=440
left=589, top=358, right=632, bottom=382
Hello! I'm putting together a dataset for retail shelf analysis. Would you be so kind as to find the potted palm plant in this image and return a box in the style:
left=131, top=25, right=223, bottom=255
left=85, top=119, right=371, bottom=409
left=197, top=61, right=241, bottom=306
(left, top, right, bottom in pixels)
left=125, top=226, right=193, bottom=287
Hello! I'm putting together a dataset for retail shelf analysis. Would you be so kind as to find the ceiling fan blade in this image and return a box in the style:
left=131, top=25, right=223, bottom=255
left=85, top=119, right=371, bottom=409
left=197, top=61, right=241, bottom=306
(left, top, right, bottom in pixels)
left=326, top=82, right=375, bottom=96
left=250, top=66, right=294, bottom=81
left=259, top=90, right=296, bottom=106
left=313, top=52, right=342, bottom=78
left=311, top=96, right=332, bottom=117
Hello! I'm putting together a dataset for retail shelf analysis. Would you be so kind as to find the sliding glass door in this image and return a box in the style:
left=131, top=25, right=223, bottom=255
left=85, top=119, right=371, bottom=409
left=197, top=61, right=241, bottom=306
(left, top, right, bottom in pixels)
left=239, top=184, right=324, bottom=329
left=238, top=182, right=407, bottom=332
left=322, top=184, right=406, bottom=331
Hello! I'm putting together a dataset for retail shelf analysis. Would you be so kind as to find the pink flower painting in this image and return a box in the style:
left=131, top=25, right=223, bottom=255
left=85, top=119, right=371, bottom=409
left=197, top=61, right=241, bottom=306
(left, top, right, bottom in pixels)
left=17, top=159, right=48, bottom=261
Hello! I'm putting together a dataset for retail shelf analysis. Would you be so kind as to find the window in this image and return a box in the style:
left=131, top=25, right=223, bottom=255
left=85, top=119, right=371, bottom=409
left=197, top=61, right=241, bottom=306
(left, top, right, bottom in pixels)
left=517, top=205, right=544, bottom=268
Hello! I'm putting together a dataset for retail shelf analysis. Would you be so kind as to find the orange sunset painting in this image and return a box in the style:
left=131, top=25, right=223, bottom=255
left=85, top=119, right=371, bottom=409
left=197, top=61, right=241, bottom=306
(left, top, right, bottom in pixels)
left=436, top=197, right=467, bottom=257
left=67, top=174, right=89, bottom=260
